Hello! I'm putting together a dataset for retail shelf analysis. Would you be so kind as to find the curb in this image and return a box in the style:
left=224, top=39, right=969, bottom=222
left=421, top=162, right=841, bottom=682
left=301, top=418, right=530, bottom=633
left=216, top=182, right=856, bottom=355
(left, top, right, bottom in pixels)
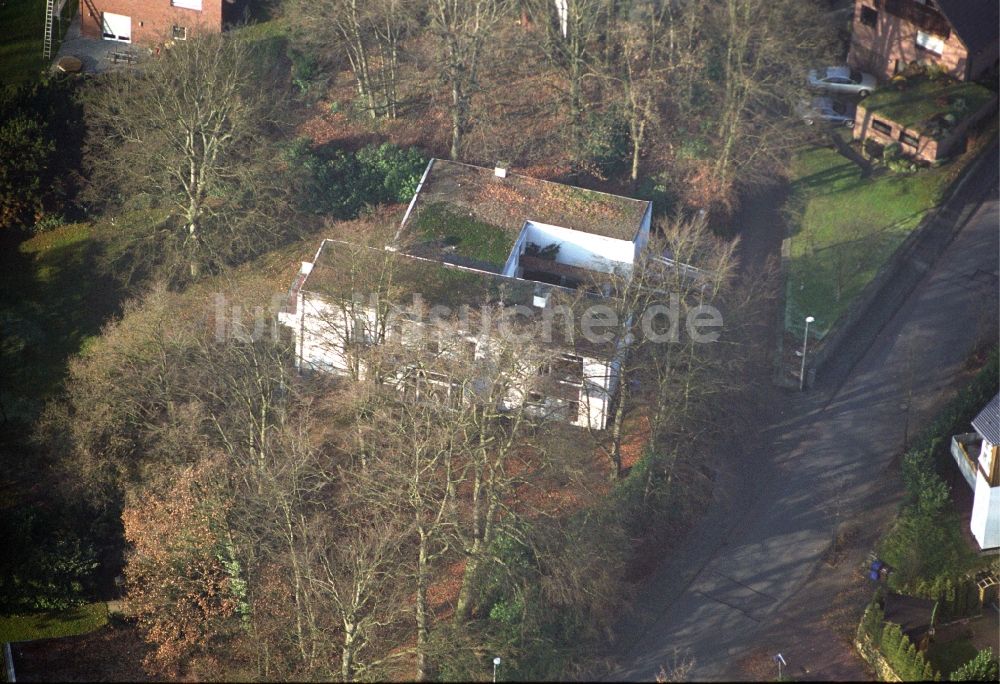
left=772, top=237, right=795, bottom=387
left=3, top=642, right=14, bottom=682
left=790, top=132, right=998, bottom=389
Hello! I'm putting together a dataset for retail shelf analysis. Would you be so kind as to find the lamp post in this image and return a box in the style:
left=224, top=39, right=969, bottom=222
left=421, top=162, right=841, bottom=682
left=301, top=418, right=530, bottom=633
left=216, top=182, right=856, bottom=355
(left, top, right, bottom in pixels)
left=799, top=316, right=814, bottom=391
left=493, top=657, right=501, bottom=683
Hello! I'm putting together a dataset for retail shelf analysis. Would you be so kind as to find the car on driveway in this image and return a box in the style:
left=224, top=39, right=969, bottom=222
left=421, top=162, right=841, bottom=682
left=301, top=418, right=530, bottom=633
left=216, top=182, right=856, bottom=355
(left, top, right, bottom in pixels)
left=796, top=97, right=856, bottom=127
left=807, top=66, right=877, bottom=98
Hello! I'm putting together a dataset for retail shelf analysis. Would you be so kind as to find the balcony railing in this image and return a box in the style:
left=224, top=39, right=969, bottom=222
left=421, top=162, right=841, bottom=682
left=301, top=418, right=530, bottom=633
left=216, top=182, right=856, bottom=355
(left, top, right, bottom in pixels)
left=883, top=0, right=951, bottom=37
left=951, top=433, right=980, bottom=490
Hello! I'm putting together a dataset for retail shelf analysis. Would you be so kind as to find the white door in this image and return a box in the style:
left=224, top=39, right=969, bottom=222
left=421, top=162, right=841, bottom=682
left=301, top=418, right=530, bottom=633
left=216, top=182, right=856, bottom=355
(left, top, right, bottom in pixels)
left=101, top=12, right=131, bottom=42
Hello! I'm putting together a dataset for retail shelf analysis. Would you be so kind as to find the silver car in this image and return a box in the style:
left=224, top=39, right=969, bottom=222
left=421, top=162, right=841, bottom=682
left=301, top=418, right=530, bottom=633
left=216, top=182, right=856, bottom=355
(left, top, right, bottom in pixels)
left=796, top=97, right=856, bottom=127
left=807, top=66, right=877, bottom=98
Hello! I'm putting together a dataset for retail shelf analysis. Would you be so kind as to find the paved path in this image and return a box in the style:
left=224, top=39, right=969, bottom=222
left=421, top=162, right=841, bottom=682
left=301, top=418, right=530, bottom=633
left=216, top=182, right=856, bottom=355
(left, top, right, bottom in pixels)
left=607, top=159, right=998, bottom=680
left=53, top=14, right=137, bottom=74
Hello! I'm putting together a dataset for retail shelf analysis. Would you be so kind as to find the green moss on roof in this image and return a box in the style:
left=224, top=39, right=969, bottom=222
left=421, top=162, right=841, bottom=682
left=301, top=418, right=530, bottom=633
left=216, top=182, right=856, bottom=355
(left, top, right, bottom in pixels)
left=305, top=240, right=617, bottom=354
left=409, top=202, right=517, bottom=270
left=306, top=239, right=532, bottom=309
left=864, top=77, right=995, bottom=134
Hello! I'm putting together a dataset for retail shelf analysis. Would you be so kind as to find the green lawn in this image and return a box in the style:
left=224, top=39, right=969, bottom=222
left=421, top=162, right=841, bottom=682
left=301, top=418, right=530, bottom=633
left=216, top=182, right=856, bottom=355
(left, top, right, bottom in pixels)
left=0, top=0, right=48, bottom=85
left=0, top=214, right=150, bottom=422
left=784, top=132, right=952, bottom=338
left=0, top=602, right=107, bottom=643
left=925, top=636, right=979, bottom=678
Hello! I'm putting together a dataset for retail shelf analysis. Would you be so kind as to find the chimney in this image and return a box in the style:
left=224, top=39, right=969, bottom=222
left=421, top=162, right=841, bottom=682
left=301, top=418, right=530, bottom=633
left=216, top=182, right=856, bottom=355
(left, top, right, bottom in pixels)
left=532, top=285, right=551, bottom=309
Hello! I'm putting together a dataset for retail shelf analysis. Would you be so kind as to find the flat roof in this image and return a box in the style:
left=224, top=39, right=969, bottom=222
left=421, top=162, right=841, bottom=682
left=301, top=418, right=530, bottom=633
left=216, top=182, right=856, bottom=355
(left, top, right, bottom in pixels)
left=863, top=77, right=995, bottom=135
left=300, top=240, right=617, bottom=356
left=397, top=159, right=650, bottom=271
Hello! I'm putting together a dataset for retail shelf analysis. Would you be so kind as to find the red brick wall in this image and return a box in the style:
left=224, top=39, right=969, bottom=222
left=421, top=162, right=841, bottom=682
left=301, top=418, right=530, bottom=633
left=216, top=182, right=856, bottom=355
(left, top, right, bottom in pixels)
left=80, top=0, right=222, bottom=46
left=854, top=95, right=998, bottom=162
left=853, top=104, right=939, bottom=161
left=847, top=0, right=970, bottom=81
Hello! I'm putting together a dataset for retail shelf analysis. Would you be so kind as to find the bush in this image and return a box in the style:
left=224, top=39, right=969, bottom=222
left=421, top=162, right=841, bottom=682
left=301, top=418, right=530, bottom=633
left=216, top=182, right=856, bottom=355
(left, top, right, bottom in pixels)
left=288, top=47, right=325, bottom=101
left=0, top=77, right=83, bottom=232
left=0, top=505, right=98, bottom=611
left=879, top=348, right=998, bottom=589
left=355, top=143, right=428, bottom=204
left=951, top=648, right=999, bottom=681
left=862, top=138, right=883, bottom=160
left=912, top=576, right=980, bottom=621
left=858, top=601, right=885, bottom=647
left=887, top=158, right=917, bottom=174
left=31, top=213, right=66, bottom=234
left=581, top=108, right=631, bottom=177
left=883, top=142, right=902, bottom=162
left=636, top=175, right=681, bottom=216
left=285, top=139, right=427, bottom=218
left=877, top=620, right=939, bottom=681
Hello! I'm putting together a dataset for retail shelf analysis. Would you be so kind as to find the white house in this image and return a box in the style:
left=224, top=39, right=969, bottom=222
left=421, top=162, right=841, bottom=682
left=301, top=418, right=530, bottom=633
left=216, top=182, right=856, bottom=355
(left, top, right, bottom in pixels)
left=278, top=160, right=655, bottom=430
left=951, top=393, right=1000, bottom=550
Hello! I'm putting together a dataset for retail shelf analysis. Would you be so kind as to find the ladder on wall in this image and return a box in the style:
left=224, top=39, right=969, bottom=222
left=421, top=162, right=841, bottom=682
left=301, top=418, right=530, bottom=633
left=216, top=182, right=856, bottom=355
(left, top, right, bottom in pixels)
left=43, top=0, right=55, bottom=60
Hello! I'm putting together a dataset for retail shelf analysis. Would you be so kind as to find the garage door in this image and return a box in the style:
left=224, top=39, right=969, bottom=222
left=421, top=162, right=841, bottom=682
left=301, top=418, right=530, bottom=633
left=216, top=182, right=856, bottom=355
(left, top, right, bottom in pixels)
left=101, top=12, right=131, bottom=42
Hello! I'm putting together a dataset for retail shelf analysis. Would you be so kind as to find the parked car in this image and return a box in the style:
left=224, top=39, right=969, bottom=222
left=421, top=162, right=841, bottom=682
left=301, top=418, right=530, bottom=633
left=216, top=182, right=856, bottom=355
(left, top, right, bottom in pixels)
left=807, top=66, right=877, bottom=97
left=796, top=97, right=856, bottom=127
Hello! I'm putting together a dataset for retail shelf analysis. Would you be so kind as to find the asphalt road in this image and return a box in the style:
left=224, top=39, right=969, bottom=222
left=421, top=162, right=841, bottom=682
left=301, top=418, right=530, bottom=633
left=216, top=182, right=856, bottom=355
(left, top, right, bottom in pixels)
left=608, top=152, right=999, bottom=681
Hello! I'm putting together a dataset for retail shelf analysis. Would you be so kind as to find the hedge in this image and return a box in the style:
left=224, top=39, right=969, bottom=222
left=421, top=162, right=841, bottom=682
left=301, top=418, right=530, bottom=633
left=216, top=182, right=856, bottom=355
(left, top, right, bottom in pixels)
left=857, top=602, right=940, bottom=681
left=880, top=348, right=999, bottom=590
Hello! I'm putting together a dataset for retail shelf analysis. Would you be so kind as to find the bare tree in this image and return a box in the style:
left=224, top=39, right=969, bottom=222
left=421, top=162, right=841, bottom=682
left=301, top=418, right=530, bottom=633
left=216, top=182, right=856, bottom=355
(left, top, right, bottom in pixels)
left=603, top=2, right=700, bottom=182
left=583, top=212, right=741, bottom=480
left=692, top=0, right=833, bottom=205
left=428, top=0, right=504, bottom=160
left=85, top=33, right=294, bottom=282
left=290, top=0, right=413, bottom=119
left=531, top=0, right=608, bottom=159
left=309, top=504, right=410, bottom=681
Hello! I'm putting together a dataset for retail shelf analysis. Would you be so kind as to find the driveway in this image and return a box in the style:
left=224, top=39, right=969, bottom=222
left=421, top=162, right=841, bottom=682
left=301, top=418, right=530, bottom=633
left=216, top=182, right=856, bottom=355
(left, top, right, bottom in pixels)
left=607, top=160, right=999, bottom=680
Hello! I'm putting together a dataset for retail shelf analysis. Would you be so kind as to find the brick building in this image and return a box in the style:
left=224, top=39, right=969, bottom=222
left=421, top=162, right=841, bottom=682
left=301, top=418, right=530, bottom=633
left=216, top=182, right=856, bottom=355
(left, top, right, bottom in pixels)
left=79, top=0, right=223, bottom=46
left=847, top=0, right=999, bottom=83
left=853, top=77, right=997, bottom=162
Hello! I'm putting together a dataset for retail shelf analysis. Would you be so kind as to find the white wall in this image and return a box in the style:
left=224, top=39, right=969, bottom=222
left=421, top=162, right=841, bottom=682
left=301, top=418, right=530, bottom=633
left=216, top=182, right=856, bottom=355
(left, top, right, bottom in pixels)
left=634, top=204, right=652, bottom=261
left=970, top=439, right=1000, bottom=549
left=298, top=294, right=353, bottom=373
left=280, top=294, right=616, bottom=430
left=579, top=357, right=613, bottom=429
left=980, top=438, right=996, bottom=465
left=502, top=222, right=531, bottom=277
left=970, top=474, right=1000, bottom=550
left=521, top=220, right=635, bottom=274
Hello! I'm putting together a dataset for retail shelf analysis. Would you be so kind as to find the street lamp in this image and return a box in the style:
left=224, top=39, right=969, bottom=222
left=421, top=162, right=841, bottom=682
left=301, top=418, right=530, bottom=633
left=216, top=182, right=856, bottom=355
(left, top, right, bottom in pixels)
left=799, top=316, right=815, bottom=391
left=493, top=657, right=501, bottom=683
